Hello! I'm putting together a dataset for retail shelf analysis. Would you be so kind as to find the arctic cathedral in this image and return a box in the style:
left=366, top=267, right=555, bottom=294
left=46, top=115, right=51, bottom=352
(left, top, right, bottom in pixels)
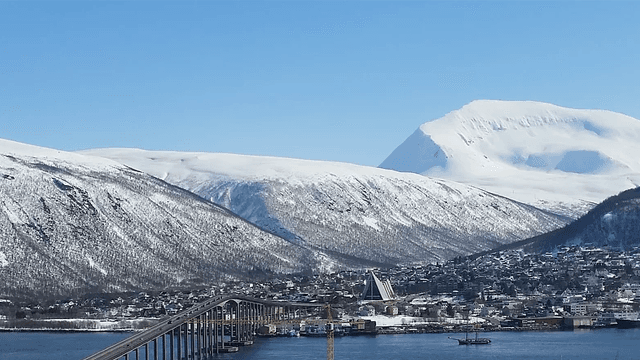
left=360, top=270, right=397, bottom=302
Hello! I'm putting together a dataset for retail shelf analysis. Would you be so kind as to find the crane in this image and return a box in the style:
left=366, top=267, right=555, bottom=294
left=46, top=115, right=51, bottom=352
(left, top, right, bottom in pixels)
left=325, top=304, right=334, bottom=360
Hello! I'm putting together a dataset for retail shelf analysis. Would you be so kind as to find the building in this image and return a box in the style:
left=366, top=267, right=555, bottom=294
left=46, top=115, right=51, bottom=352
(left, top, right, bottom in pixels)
left=360, top=270, right=397, bottom=302
left=563, top=316, right=596, bottom=329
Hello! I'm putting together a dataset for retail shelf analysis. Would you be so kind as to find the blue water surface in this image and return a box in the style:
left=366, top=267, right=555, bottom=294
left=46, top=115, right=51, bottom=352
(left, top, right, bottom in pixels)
left=1, top=328, right=639, bottom=360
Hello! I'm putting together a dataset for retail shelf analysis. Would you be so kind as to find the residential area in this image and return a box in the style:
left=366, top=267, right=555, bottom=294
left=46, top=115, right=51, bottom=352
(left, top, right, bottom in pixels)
left=2, top=245, right=640, bottom=333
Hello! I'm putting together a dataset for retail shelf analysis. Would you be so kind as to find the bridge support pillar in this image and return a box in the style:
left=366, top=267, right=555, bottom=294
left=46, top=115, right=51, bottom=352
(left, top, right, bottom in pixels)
left=170, top=329, right=174, bottom=360
left=189, top=322, right=192, bottom=359
left=177, top=326, right=181, bottom=360
left=214, top=306, right=219, bottom=354
left=184, top=323, right=189, bottom=360
left=153, top=338, right=157, bottom=360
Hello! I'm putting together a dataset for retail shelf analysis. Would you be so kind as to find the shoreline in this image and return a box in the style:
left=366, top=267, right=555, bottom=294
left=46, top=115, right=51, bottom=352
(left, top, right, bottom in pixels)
left=1, top=323, right=616, bottom=334
left=0, top=328, right=137, bottom=333
left=0, top=317, right=160, bottom=333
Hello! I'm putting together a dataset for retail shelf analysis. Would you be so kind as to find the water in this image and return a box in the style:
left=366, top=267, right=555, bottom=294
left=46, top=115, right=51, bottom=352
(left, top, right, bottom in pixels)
left=0, top=332, right=130, bottom=360
left=1, top=329, right=640, bottom=360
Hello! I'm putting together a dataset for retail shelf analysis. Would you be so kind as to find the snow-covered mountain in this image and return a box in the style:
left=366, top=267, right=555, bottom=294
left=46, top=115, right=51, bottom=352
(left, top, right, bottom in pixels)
left=81, top=148, right=569, bottom=268
left=380, top=100, right=640, bottom=217
left=0, top=139, right=313, bottom=299
left=502, top=187, right=640, bottom=253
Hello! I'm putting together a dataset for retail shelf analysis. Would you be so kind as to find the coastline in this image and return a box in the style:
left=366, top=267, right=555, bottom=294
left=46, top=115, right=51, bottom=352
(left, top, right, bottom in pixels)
left=0, top=328, right=137, bottom=333
left=0, top=321, right=585, bottom=334
left=0, top=318, right=159, bottom=333
left=0, top=313, right=621, bottom=335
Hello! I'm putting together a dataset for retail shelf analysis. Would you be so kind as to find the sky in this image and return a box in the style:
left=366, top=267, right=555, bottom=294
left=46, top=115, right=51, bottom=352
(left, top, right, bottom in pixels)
left=1, top=1, right=639, bottom=167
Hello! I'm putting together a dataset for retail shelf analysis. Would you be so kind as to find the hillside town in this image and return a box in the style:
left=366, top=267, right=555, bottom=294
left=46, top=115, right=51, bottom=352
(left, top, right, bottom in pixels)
left=2, top=245, right=640, bottom=333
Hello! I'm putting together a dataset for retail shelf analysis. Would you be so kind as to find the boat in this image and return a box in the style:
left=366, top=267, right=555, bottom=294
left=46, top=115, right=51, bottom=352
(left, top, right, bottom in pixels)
left=615, top=312, right=640, bottom=328
left=616, top=319, right=640, bottom=329
left=451, top=331, right=491, bottom=345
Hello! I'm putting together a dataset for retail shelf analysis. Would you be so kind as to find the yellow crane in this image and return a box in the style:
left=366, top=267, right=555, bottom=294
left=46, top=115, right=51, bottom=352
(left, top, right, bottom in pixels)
left=325, top=304, right=334, bottom=360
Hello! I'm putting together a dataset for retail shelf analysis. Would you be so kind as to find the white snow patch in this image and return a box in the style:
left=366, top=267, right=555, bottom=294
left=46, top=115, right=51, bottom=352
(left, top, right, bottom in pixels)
left=602, top=212, right=615, bottom=223
left=442, top=316, right=486, bottom=325
left=360, top=315, right=424, bottom=327
left=86, top=255, right=108, bottom=276
left=0, top=252, right=8, bottom=267
left=0, top=200, right=26, bottom=225
left=360, top=315, right=485, bottom=327
left=409, top=297, right=429, bottom=305
left=362, top=216, right=380, bottom=231
left=315, top=252, right=339, bottom=274
left=29, top=318, right=159, bottom=331
left=391, top=215, right=412, bottom=227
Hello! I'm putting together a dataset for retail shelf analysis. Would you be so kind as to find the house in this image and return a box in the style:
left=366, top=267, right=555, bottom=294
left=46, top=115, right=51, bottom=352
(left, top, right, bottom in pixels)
left=358, top=305, right=375, bottom=316
left=385, top=306, right=399, bottom=316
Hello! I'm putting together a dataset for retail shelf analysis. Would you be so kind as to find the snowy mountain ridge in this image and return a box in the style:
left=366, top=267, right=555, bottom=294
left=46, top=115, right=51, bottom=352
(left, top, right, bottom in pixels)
left=0, top=137, right=569, bottom=299
left=0, top=139, right=315, bottom=299
left=81, top=147, right=569, bottom=268
left=380, top=100, right=640, bottom=215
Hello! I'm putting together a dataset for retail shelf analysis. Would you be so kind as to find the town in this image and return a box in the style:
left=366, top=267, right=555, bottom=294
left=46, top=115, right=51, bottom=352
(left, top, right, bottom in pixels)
left=2, top=245, right=640, bottom=333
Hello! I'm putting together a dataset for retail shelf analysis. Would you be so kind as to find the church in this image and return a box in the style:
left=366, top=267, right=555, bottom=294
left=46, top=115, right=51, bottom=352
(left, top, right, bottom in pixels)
left=360, top=270, right=397, bottom=302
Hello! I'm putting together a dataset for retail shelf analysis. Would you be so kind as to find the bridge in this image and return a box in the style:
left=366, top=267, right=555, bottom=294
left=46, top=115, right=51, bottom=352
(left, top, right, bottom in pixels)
left=83, top=295, right=323, bottom=360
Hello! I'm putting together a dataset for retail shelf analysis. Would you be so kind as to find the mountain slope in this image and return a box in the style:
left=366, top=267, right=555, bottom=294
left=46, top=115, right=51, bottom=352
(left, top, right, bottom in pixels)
left=0, top=139, right=312, bottom=299
left=511, top=187, right=640, bottom=253
left=81, top=149, right=569, bottom=267
left=380, top=100, right=640, bottom=216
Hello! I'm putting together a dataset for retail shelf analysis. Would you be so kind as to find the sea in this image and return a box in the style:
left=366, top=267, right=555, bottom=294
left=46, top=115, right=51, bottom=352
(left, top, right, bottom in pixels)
left=1, top=328, right=639, bottom=360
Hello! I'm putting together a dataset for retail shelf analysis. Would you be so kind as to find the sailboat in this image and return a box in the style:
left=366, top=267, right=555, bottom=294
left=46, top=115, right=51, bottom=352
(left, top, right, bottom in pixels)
left=450, top=323, right=491, bottom=345
left=454, top=330, right=491, bottom=345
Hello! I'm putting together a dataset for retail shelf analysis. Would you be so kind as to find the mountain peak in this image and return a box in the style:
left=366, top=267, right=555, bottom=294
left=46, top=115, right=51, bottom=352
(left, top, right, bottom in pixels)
left=426, top=100, right=631, bottom=136
left=381, top=100, right=640, bottom=212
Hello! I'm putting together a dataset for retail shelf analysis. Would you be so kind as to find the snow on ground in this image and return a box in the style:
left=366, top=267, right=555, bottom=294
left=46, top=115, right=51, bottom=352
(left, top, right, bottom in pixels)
left=0, top=138, right=124, bottom=172
left=361, top=216, right=381, bottom=231
left=79, top=146, right=567, bottom=266
left=0, top=251, right=8, bottom=267
left=79, top=147, right=459, bottom=187
left=381, top=100, right=640, bottom=213
left=0, top=318, right=159, bottom=331
left=86, top=255, right=108, bottom=276
left=359, top=315, right=485, bottom=327
left=359, top=315, right=424, bottom=327
left=0, top=138, right=314, bottom=296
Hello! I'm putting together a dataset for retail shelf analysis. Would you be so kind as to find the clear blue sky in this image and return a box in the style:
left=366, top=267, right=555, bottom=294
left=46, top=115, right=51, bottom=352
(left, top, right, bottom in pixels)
left=1, top=1, right=639, bottom=166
